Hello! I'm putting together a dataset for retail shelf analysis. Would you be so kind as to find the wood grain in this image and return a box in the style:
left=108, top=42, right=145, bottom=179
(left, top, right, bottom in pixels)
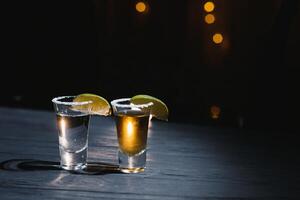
left=0, top=107, right=300, bottom=199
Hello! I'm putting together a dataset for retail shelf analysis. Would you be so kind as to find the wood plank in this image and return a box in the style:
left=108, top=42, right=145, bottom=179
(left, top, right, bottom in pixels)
left=1, top=107, right=300, bottom=199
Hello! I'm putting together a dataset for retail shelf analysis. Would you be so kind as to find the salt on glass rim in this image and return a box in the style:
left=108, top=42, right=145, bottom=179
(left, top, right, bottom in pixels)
left=111, top=98, right=153, bottom=108
left=52, top=96, right=92, bottom=106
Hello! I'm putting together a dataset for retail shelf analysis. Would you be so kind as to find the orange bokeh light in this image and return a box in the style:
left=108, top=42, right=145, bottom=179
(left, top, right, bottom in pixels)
left=210, top=105, right=221, bottom=119
left=205, top=14, right=215, bottom=24
left=213, top=33, right=223, bottom=44
left=136, top=2, right=147, bottom=13
left=204, top=2, right=215, bottom=12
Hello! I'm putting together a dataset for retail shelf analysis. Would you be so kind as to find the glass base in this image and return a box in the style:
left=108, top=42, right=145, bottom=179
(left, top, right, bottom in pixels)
left=118, top=150, right=146, bottom=173
left=120, top=167, right=145, bottom=173
left=61, top=163, right=87, bottom=171
left=59, top=147, right=87, bottom=171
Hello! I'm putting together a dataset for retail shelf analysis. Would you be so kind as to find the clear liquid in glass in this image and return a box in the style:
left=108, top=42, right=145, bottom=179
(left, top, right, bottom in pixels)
left=56, top=113, right=90, bottom=170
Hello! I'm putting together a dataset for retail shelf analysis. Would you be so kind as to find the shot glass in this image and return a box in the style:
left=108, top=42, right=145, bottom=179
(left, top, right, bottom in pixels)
left=111, top=98, right=153, bottom=173
left=52, top=96, right=92, bottom=171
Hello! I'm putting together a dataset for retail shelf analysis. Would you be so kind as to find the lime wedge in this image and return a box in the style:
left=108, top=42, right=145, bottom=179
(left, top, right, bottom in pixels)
left=130, top=95, right=169, bottom=121
left=73, top=93, right=111, bottom=116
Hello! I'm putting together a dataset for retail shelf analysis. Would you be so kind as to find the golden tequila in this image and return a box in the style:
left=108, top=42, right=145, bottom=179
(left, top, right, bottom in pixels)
left=115, top=110, right=149, bottom=156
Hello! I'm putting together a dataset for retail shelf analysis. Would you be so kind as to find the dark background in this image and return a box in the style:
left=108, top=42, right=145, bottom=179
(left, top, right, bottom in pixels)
left=1, top=0, right=299, bottom=131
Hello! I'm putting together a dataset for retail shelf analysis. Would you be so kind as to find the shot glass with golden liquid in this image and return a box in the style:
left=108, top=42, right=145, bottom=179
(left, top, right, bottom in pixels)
left=111, top=98, right=153, bottom=173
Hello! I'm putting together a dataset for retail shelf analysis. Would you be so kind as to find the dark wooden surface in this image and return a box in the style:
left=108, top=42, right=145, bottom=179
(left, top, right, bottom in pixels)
left=0, top=107, right=300, bottom=199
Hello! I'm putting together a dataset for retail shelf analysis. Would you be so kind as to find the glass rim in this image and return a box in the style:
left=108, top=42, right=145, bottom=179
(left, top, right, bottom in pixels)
left=111, top=98, right=153, bottom=108
left=52, top=96, right=92, bottom=106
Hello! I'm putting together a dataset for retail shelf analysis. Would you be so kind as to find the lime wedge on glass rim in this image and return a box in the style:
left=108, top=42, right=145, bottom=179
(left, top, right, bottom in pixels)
left=73, top=93, right=111, bottom=116
left=130, top=95, right=169, bottom=121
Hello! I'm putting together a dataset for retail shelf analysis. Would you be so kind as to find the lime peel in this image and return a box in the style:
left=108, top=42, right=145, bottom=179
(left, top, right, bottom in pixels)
left=73, top=93, right=111, bottom=116
left=130, top=94, right=169, bottom=121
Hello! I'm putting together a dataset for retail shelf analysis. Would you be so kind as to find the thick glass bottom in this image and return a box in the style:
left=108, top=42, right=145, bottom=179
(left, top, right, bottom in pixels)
left=61, top=163, right=87, bottom=171
left=120, top=167, right=145, bottom=173
left=60, top=147, right=87, bottom=171
left=118, top=150, right=146, bottom=173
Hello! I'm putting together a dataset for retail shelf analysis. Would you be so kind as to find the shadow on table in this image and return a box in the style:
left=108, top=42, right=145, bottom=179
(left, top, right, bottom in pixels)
left=0, top=159, right=122, bottom=175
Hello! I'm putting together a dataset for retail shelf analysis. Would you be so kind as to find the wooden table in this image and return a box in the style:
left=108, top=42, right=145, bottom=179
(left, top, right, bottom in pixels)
left=0, top=107, right=300, bottom=199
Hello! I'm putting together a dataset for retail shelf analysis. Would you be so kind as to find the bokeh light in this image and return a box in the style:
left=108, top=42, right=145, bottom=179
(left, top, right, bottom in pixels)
left=210, top=105, right=221, bottom=119
left=136, top=2, right=147, bottom=13
left=213, top=33, right=223, bottom=44
left=204, top=2, right=215, bottom=12
left=205, top=14, right=215, bottom=24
